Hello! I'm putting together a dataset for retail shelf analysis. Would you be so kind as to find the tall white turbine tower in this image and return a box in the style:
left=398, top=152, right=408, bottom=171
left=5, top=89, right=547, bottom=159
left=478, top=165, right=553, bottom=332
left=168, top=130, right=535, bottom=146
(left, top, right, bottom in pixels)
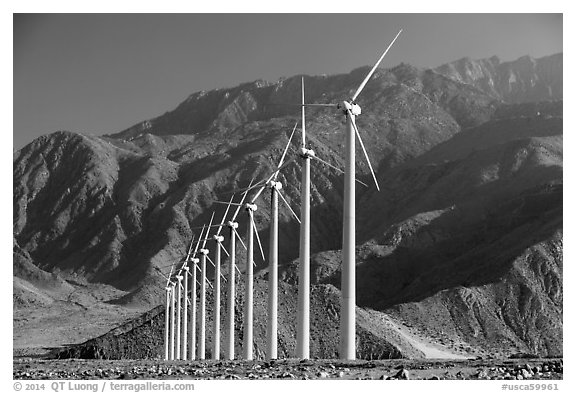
left=180, top=237, right=197, bottom=361
left=169, top=281, right=176, bottom=360
left=198, top=212, right=215, bottom=360
left=189, top=225, right=206, bottom=360
left=175, top=274, right=183, bottom=359
left=181, top=265, right=189, bottom=360
left=164, top=285, right=171, bottom=360
left=223, top=186, right=251, bottom=360
left=211, top=198, right=234, bottom=360
left=297, top=76, right=312, bottom=359
left=243, top=202, right=257, bottom=360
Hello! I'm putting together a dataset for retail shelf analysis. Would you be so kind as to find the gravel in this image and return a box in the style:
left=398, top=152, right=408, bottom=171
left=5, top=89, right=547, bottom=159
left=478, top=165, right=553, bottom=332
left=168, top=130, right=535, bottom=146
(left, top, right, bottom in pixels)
left=13, top=358, right=563, bottom=380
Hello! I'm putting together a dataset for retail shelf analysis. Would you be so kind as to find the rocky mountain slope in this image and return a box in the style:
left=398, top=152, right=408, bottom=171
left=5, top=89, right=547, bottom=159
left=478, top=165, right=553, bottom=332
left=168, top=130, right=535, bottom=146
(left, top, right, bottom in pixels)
left=434, top=53, right=562, bottom=103
left=13, top=53, right=562, bottom=358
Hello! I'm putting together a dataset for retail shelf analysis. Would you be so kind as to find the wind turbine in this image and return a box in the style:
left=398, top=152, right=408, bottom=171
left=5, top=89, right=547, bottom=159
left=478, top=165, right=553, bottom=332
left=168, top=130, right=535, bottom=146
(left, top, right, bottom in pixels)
left=223, top=183, right=251, bottom=360
left=187, top=225, right=206, bottom=360
left=175, top=274, right=183, bottom=360
left=198, top=212, right=215, bottom=360
left=164, top=271, right=172, bottom=360
left=303, top=30, right=402, bottom=360
left=297, top=76, right=311, bottom=359
left=181, top=264, right=189, bottom=360
left=267, top=122, right=299, bottom=360
left=211, top=198, right=234, bottom=360
left=179, top=236, right=196, bottom=361
left=170, top=280, right=176, bottom=360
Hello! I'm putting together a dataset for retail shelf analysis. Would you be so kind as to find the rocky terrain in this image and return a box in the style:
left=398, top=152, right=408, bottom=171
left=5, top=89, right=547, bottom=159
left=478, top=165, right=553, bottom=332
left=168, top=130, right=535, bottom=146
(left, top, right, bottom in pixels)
left=13, top=52, right=562, bottom=362
left=14, top=358, right=563, bottom=380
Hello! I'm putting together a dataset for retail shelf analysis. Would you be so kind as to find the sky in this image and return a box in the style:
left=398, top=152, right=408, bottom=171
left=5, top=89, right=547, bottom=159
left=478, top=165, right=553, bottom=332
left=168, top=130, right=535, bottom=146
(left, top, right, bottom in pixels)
left=13, top=13, right=562, bottom=148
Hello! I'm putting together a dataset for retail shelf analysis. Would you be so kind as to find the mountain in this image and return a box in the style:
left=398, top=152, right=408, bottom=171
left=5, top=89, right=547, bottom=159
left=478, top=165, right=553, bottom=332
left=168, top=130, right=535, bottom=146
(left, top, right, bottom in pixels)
left=434, top=53, right=562, bottom=103
left=13, top=53, right=562, bottom=359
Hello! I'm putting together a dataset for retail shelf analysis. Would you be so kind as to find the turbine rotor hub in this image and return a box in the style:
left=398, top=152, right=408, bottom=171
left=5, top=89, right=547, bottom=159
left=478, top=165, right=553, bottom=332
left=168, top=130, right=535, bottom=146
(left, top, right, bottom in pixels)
left=200, top=248, right=209, bottom=255
left=227, top=221, right=239, bottom=229
left=213, top=235, right=224, bottom=242
left=269, top=180, right=283, bottom=190
left=190, top=257, right=200, bottom=263
left=245, top=203, right=257, bottom=211
left=340, top=100, right=361, bottom=116
left=299, top=147, right=315, bottom=158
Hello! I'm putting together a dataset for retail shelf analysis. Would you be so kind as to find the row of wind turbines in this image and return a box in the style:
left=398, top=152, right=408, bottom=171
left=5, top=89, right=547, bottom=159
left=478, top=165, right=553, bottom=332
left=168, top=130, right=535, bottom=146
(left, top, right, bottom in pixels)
left=158, top=30, right=402, bottom=361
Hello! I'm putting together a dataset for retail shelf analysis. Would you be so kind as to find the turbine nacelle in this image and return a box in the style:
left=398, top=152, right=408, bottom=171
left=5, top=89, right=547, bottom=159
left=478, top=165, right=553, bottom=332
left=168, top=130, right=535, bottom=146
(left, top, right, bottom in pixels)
left=338, top=101, right=362, bottom=116
left=245, top=203, right=257, bottom=212
left=339, top=101, right=361, bottom=116
left=227, top=221, right=239, bottom=229
left=176, top=275, right=183, bottom=281
left=199, top=249, right=209, bottom=255
left=269, top=180, right=283, bottom=190
left=213, top=234, right=224, bottom=242
left=190, top=257, right=200, bottom=263
left=182, top=266, right=189, bottom=272
left=299, top=147, right=315, bottom=158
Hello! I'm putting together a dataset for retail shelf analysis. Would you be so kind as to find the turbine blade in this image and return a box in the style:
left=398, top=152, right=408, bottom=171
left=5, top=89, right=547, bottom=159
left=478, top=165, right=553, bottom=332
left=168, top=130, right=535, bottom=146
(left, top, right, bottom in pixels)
left=185, top=234, right=196, bottom=260
left=193, top=225, right=206, bottom=257
left=193, top=206, right=241, bottom=216
left=231, top=178, right=255, bottom=222
left=267, top=102, right=337, bottom=108
left=251, top=215, right=266, bottom=262
left=250, top=156, right=296, bottom=204
left=277, top=189, right=301, bottom=224
left=312, top=154, right=344, bottom=174
left=302, top=77, right=306, bottom=148
left=206, top=254, right=216, bottom=268
left=249, top=184, right=268, bottom=204
left=351, top=29, right=403, bottom=102
left=157, top=260, right=182, bottom=271
left=219, top=242, right=230, bottom=258
left=221, top=181, right=266, bottom=197
left=201, top=212, right=216, bottom=249
left=311, top=155, right=369, bottom=188
left=349, top=111, right=381, bottom=191
left=205, top=277, right=213, bottom=289
left=167, top=265, right=174, bottom=286
left=302, top=103, right=338, bottom=107
left=233, top=228, right=247, bottom=250
left=155, top=266, right=171, bottom=283
left=204, top=255, right=228, bottom=283
left=275, top=122, right=298, bottom=180
left=235, top=264, right=242, bottom=275
left=216, top=194, right=235, bottom=236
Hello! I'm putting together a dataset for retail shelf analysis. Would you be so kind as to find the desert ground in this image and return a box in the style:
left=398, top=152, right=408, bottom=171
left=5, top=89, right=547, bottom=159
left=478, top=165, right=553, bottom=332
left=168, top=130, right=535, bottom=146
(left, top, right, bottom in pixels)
left=13, top=357, right=562, bottom=380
